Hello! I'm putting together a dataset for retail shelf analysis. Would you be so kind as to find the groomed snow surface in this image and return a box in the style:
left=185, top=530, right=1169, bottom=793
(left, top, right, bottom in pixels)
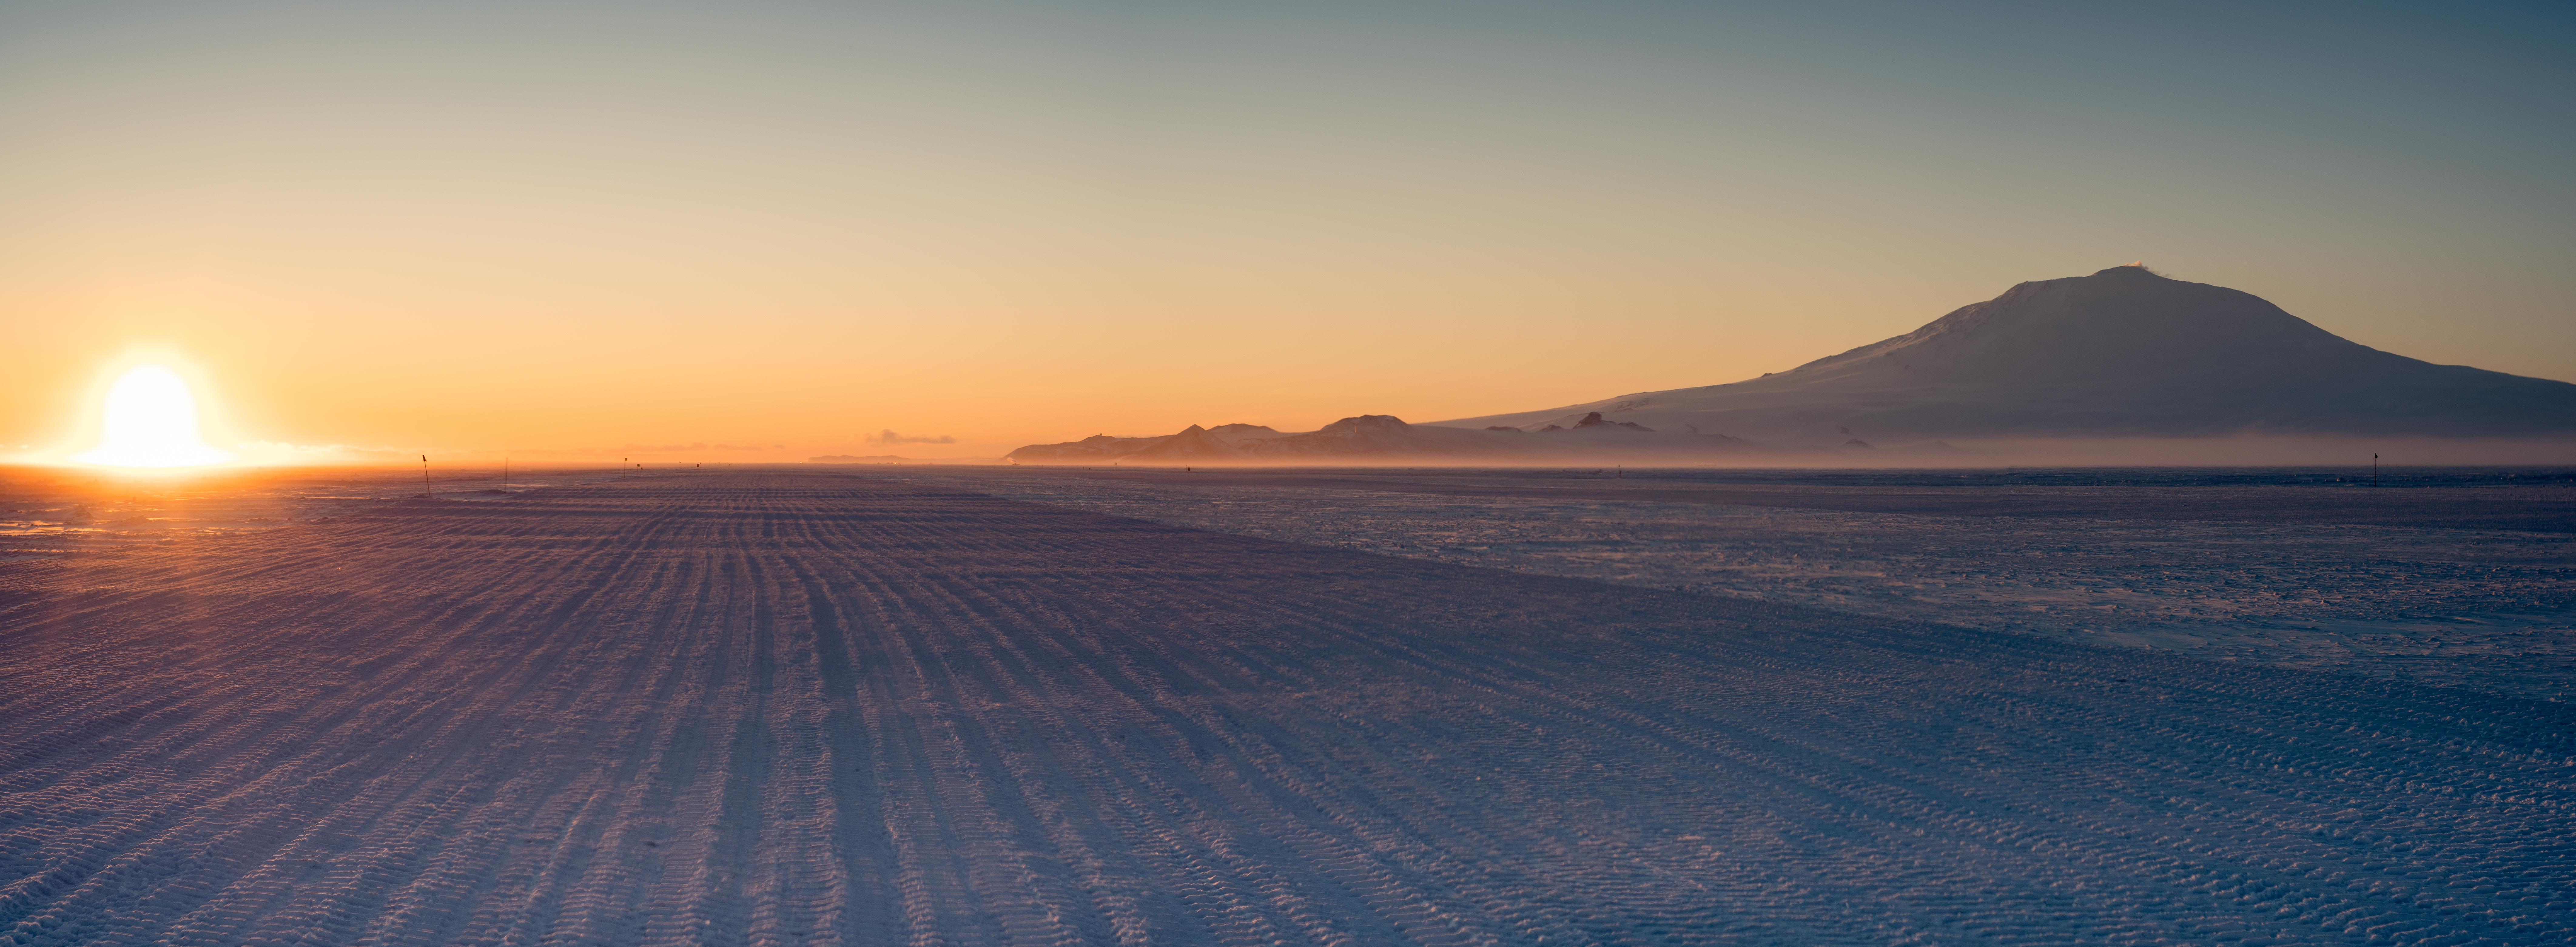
left=908, top=468, right=2576, bottom=701
left=2, top=469, right=2571, bottom=945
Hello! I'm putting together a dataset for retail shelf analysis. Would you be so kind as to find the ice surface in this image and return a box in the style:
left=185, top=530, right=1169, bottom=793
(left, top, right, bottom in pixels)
left=2, top=470, right=2571, bottom=945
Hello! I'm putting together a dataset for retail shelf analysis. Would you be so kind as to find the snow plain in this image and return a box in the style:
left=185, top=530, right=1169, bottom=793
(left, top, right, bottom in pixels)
left=0, top=467, right=627, bottom=562
left=904, top=468, right=2576, bottom=701
left=2, top=469, right=2572, bottom=945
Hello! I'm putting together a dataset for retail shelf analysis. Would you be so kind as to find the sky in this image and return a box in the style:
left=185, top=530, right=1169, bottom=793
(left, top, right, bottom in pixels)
left=3, top=1, right=2570, bottom=462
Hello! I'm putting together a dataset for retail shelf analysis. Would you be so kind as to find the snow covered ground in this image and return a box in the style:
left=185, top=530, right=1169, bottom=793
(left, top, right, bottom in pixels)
left=0, top=466, right=631, bottom=562
left=2, top=469, right=2571, bottom=945
left=901, top=468, right=2576, bottom=701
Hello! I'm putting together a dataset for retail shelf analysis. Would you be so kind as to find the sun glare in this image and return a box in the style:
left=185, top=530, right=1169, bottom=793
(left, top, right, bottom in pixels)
left=72, top=364, right=234, bottom=468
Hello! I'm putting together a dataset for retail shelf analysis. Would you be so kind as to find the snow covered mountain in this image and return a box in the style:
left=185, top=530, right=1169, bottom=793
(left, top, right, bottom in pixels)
left=1438, top=265, right=2576, bottom=443
left=1004, top=266, right=2573, bottom=464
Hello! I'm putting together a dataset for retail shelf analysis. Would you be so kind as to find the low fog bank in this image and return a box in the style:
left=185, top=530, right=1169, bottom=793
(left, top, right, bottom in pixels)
left=1002, top=434, right=2576, bottom=470
left=1003, top=410, right=2576, bottom=469
left=1884, top=435, right=2576, bottom=469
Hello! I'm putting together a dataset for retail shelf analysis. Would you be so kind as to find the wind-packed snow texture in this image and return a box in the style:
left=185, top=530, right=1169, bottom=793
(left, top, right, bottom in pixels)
left=909, top=469, right=2576, bottom=700
left=3, top=470, right=2573, bottom=945
left=0, top=468, right=624, bottom=561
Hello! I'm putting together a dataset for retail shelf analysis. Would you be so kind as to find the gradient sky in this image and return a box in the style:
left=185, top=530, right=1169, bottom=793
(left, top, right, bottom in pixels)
left=5, top=1, right=2570, bottom=461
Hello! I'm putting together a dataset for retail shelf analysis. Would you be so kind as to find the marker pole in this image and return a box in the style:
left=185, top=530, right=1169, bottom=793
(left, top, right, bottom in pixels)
left=422, top=455, right=433, bottom=498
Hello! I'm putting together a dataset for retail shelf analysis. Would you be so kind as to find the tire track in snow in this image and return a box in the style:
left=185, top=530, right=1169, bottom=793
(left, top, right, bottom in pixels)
left=2, top=471, right=2571, bottom=945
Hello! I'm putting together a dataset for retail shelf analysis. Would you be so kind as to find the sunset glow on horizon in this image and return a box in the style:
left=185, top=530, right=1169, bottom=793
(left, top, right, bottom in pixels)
left=2, top=9, right=2572, bottom=941
left=2, top=3, right=2570, bottom=459
left=69, top=364, right=234, bottom=469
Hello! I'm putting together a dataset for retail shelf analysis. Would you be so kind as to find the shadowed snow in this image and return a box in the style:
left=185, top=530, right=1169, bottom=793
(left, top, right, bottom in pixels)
left=2, top=470, right=2570, bottom=944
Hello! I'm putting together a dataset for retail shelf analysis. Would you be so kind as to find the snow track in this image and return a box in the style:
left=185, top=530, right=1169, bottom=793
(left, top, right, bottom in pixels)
left=1, top=471, right=2570, bottom=945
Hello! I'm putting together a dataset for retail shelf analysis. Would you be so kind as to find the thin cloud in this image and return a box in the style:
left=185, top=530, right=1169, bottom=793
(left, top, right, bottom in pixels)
left=866, top=430, right=957, bottom=446
left=435, top=444, right=789, bottom=458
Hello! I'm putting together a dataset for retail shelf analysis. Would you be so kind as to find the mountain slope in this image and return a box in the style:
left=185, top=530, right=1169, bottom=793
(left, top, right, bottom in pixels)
left=1004, top=414, right=1753, bottom=465
left=1438, top=265, right=2576, bottom=442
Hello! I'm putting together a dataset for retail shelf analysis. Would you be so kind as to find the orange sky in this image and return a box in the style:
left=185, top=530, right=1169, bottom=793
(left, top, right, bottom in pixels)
left=6, top=3, right=2570, bottom=463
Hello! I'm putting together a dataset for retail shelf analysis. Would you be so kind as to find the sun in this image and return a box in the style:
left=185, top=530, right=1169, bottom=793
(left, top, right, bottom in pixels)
left=71, top=364, right=235, bottom=468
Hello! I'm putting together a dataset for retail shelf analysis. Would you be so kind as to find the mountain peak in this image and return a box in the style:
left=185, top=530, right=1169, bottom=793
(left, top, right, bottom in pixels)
left=1319, top=415, right=1414, bottom=435
left=2091, top=262, right=2161, bottom=277
left=1432, top=267, right=2576, bottom=439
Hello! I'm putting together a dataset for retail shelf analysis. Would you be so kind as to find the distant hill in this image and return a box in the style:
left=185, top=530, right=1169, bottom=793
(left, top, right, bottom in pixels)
left=1004, top=414, right=1760, bottom=465
left=809, top=455, right=1001, bottom=464
left=1437, top=265, right=2576, bottom=443
left=1003, top=266, right=2576, bottom=465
